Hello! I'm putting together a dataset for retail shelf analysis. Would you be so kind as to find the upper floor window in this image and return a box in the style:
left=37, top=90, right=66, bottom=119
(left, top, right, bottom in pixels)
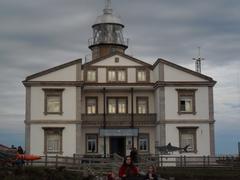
left=86, top=97, right=98, bottom=114
left=107, top=69, right=127, bottom=82
left=43, top=127, right=64, bottom=154
left=137, top=97, right=149, bottom=114
left=178, top=127, right=198, bottom=153
left=136, top=69, right=148, bottom=82
left=176, top=89, right=197, bottom=114
left=43, top=89, right=64, bottom=115
left=138, top=134, right=149, bottom=152
left=87, top=69, right=97, bottom=82
left=107, top=97, right=127, bottom=114
left=86, top=134, right=98, bottom=153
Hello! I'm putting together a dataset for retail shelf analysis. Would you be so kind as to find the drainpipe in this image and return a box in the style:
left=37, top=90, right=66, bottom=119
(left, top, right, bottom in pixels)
left=103, top=88, right=106, bottom=157
left=131, top=88, right=134, bottom=148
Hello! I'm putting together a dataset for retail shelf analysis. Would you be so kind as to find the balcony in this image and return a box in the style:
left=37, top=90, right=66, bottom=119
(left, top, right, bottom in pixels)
left=81, top=114, right=156, bottom=127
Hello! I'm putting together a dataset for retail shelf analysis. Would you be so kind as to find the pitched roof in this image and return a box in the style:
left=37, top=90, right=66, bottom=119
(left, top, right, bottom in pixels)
left=153, top=58, right=216, bottom=82
left=83, top=52, right=153, bottom=69
left=25, top=58, right=82, bottom=81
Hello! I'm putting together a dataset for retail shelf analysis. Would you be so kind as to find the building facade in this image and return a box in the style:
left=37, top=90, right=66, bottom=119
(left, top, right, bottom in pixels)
left=23, top=1, right=216, bottom=157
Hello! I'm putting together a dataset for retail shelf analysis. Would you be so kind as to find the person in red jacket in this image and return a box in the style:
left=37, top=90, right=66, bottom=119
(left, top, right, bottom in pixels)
left=119, top=156, right=139, bottom=180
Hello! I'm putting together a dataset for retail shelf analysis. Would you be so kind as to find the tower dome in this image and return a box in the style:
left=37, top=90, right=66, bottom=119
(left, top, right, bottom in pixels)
left=88, top=0, right=128, bottom=60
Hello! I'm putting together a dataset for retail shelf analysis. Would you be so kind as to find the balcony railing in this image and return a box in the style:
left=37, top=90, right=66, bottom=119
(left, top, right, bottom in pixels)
left=81, top=114, right=156, bottom=127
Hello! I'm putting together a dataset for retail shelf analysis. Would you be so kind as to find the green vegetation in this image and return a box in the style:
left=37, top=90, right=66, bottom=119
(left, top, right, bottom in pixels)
left=158, top=167, right=240, bottom=180
left=1, top=166, right=240, bottom=180
left=0, top=166, right=94, bottom=180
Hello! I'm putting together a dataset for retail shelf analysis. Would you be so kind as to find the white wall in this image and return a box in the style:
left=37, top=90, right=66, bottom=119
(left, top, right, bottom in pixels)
left=30, top=124, right=76, bottom=156
left=30, top=65, right=77, bottom=81
left=31, top=86, right=76, bottom=120
left=93, top=55, right=142, bottom=66
left=165, top=87, right=209, bottom=120
left=164, top=65, right=207, bottom=82
left=165, top=124, right=210, bottom=155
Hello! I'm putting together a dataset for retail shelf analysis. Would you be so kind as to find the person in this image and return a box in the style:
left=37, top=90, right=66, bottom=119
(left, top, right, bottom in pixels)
left=119, top=156, right=139, bottom=180
left=17, top=146, right=24, bottom=154
left=130, top=147, right=138, bottom=164
left=16, top=146, right=25, bottom=167
left=144, top=165, right=158, bottom=180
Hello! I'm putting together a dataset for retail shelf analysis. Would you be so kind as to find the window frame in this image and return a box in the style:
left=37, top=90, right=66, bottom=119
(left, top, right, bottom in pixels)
left=107, top=68, right=127, bottom=83
left=136, top=96, right=149, bottom=114
left=178, top=127, right=198, bottom=153
left=107, top=97, right=128, bottom=114
left=138, top=133, right=149, bottom=153
left=85, top=97, right=98, bottom=114
left=42, top=127, right=64, bottom=154
left=176, top=89, right=197, bottom=115
left=136, top=68, right=149, bottom=82
left=86, top=134, right=98, bottom=153
left=42, top=88, right=64, bottom=115
left=85, top=68, right=97, bottom=82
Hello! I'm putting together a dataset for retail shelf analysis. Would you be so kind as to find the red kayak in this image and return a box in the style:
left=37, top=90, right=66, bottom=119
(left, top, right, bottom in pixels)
left=16, top=154, right=41, bottom=161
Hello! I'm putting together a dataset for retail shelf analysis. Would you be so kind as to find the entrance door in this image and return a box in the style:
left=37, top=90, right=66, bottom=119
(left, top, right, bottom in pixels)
left=110, top=137, right=125, bottom=157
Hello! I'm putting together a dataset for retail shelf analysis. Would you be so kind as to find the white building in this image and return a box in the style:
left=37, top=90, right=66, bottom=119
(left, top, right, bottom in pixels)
left=23, top=1, right=216, bottom=157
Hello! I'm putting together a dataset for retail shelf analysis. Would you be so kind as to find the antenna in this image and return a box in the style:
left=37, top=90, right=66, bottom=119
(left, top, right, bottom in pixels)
left=192, top=47, right=204, bottom=73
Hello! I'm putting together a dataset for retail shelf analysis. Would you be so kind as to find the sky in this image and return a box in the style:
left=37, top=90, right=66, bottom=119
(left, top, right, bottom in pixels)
left=0, top=0, right=239, bottom=155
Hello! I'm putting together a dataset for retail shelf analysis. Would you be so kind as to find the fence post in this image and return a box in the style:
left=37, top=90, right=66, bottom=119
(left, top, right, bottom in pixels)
left=73, top=154, right=76, bottom=167
left=207, top=155, right=210, bottom=167
left=180, top=156, right=182, bottom=168
left=56, top=155, right=58, bottom=168
left=203, top=155, right=205, bottom=167
left=45, top=155, right=48, bottom=167
left=160, top=156, right=163, bottom=167
left=184, top=156, right=186, bottom=167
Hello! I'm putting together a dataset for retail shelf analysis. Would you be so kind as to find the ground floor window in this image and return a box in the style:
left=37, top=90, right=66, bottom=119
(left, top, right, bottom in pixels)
left=42, top=127, right=64, bottom=154
left=138, top=134, right=149, bottom=152
left=86, top=134, right=98, bottom=153
left=178, top=127, right=198, bottom=153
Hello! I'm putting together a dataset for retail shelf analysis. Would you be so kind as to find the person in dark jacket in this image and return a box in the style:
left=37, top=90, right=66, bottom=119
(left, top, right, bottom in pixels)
left=130, top=147, right=138, bottom=164
left=144, top=165, right=158, bottom=180
left=119, top=156, right=139, bottom=180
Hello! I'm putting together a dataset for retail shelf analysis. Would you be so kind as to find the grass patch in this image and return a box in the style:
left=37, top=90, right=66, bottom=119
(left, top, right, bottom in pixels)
left=158, top=167, right=240, bottom=180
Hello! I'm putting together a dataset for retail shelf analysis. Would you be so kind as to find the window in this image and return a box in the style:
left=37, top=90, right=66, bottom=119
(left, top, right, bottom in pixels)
left=86, top=134, right=98, bottom=153
left=87, top=69, right=97, bottom=82
left=107, top=69, right=127, bottom=82
left=43, top=89, right=64, bottom=115
left=178, top=127, right=198, bottom=153
left=137, top=97, right=148, bottom=114
left=107, top=97, right=127, bottom=114
left=108, top=70, right=116, bottom=81
left=138, top=134, right=149, bottom=152
left=176, top=89, right=197, bottom=114
left=86, top=97, right=98, bottom=114
left=43, top=127, right=64, bottom=154
left=136, top=69, right=148, bottom=82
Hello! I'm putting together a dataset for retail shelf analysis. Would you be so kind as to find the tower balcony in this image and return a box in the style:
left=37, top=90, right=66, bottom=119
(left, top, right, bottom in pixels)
left=81, top=113, right=156, bottom=127
left=88, top=37, right=129, bottom=48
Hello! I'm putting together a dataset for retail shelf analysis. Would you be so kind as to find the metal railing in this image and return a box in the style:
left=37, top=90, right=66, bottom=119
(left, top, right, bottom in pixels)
left=81, top=114, right=156, bottom=127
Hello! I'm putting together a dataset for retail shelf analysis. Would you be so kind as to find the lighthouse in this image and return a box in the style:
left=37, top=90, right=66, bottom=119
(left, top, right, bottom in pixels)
left=88, top=0, right=128, bottom=60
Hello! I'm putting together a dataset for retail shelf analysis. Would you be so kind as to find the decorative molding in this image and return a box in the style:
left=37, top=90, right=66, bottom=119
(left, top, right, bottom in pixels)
left=208, top=86, right=215, bottom=155
left=76, top=86, right=82, bottom=154
left=25, top=120, right=81, bottom=124
left=154, top=81, right=216, bottom=88
left=25, top=87, right=31, bottom=154
left=22, top=81, right=83, bottom=87
left=158, top=119, right=215, bottom=124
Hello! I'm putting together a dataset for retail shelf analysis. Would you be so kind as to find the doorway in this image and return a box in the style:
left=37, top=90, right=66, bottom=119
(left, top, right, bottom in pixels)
left=110, top=137, right=125, bottom=157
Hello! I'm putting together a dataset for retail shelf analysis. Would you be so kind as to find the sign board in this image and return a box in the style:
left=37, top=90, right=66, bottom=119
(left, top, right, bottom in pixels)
left=99, top=128, right=138, bottom=137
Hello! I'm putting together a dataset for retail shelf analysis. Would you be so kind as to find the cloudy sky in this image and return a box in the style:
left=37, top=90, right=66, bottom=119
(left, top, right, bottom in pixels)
left=0, top=0, right=239, bottom=154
